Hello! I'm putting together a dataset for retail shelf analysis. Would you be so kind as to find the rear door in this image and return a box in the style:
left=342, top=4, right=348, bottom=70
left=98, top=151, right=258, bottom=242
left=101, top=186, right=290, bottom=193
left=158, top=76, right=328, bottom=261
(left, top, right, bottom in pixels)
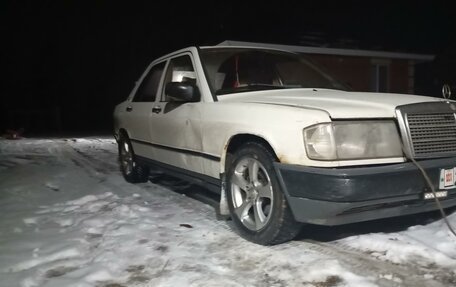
left=123, top=61, right=166, bottom=158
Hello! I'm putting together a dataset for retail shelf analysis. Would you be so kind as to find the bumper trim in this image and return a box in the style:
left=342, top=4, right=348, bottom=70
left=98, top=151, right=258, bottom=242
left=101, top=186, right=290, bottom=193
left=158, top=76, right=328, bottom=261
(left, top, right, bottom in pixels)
left=285, top=194, right=456, bottom=225
left=274, top=157, right=456, bottom=202
left=273, top=158, right=456, bottom=225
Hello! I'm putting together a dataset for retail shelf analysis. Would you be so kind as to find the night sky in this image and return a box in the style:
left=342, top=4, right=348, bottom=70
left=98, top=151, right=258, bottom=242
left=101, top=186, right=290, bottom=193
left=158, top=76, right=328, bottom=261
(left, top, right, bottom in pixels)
left=1, top=1, right=455, bottom=135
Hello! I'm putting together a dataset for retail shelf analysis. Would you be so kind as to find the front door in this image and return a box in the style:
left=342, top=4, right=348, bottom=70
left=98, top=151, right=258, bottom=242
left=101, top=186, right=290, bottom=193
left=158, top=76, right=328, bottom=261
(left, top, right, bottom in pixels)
left=149, top=54, right=204, bottom=174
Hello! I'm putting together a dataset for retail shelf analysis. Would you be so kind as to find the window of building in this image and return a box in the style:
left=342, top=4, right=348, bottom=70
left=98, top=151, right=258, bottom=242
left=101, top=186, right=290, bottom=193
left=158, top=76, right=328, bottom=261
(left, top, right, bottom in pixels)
left=370, top=59, right=390, bottom=93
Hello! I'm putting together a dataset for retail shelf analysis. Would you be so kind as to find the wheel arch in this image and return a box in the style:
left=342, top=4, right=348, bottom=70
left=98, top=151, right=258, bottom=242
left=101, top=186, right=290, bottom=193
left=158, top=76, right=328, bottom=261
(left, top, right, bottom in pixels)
left=118, top=128, right=130, bottom=140
left=222, top=133, right=302, bottom=244
left=117, top=128, right=131, bottom=153
left=221, top=133, right=279, bottom=174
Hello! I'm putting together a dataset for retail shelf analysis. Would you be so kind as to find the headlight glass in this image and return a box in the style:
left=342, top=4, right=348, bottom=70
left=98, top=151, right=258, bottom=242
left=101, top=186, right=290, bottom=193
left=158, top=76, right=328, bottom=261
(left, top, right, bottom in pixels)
left=304, top=121, right=402, bottom=160
left=304, top=123, right=336, bottom=160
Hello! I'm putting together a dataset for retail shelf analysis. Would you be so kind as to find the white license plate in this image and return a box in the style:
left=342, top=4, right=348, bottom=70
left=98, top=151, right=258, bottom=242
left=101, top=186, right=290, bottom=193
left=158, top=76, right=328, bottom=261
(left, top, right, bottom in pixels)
left=439, top=168, right=456, bottom=189
left=424, top=191, right=448, bottom=199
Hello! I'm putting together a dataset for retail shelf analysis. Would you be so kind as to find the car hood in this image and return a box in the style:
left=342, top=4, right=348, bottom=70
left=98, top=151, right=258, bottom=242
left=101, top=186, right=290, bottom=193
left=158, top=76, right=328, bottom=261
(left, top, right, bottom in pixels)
left=218, top=89, right=446, bottom=118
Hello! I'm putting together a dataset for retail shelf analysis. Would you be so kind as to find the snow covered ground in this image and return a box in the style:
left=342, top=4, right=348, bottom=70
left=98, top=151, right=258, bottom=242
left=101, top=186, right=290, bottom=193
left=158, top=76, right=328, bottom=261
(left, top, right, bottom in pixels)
left=0, top=137, right=456, bottom=287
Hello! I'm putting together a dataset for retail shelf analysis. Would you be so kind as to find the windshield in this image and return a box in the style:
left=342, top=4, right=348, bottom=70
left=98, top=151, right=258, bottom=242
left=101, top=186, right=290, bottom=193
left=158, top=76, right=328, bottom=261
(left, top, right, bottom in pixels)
left=199, top=48, right=349, bottom=96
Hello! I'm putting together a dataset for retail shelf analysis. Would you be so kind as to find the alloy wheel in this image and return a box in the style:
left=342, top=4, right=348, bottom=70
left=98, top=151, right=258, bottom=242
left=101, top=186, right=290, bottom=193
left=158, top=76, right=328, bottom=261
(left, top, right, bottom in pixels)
left=231, top=157, right=274, bottom=231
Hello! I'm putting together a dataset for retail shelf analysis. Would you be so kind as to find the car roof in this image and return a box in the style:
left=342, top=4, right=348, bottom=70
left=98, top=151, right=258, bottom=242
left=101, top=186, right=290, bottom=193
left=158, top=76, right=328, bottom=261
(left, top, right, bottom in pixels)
left=200, top=45, right=295, bottom=54
left=151, top=45, right=298, bottom=65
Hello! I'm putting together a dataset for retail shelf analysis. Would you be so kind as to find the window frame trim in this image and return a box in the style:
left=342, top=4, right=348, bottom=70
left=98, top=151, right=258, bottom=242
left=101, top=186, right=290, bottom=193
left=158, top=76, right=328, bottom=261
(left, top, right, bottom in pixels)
left=131, top=60, right=167, bottom=103
left=159, top=52, right=200, bottom=103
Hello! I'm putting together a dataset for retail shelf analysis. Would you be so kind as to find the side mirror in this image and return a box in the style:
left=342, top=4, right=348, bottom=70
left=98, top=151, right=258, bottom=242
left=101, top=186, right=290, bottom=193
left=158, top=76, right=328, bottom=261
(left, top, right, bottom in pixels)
left=165, top=81, right=200, bottom=102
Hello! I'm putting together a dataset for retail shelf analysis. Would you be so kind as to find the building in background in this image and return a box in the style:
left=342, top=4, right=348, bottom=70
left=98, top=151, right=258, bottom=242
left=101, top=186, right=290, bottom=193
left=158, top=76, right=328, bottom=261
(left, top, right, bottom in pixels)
left=218, top=40, right=435, bottom=97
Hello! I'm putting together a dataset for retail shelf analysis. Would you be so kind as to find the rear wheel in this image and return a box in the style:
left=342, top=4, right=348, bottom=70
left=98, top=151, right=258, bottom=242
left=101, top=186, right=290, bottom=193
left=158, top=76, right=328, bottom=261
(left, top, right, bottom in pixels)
left=119, top=135, right=149, bottom=183
left=226, top=142, right=302, bottom=245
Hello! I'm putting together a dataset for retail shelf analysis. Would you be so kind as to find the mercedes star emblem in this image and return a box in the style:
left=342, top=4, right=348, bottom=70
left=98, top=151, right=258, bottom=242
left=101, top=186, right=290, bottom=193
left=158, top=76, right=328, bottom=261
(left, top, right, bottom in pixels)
left=442, top=84, right=452, bottom=99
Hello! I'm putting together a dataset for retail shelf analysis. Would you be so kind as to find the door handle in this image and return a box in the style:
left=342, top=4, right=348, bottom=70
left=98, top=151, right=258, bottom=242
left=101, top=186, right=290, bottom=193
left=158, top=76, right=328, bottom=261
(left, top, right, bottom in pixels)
left=126, top=106, right=133, bottom=112
left=152, top=106, right=162, bottom=114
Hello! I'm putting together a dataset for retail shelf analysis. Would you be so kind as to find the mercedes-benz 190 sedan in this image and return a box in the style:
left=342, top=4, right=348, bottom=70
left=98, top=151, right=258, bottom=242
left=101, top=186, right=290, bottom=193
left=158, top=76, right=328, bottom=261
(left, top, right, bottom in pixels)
left=114, top=46, right=456, bottom=245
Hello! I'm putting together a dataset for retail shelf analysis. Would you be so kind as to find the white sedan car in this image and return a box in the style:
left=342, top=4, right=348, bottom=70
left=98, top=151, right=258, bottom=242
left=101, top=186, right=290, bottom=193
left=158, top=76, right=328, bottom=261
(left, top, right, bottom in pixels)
left=114, top=46, right=456, bottom=245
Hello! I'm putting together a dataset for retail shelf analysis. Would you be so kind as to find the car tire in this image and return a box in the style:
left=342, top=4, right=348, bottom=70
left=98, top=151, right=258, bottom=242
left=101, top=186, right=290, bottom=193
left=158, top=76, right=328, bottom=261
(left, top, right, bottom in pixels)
left=226, top=142, right=302, bottom=245
left=118, top=135, right=149, bottom=183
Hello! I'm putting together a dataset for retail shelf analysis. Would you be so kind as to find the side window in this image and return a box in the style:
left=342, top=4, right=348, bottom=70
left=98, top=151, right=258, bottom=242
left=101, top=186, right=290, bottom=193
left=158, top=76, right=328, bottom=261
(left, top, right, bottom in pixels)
left=133, top=62, right=166, bottom=102
left=162, top=55, right=196, bottom=101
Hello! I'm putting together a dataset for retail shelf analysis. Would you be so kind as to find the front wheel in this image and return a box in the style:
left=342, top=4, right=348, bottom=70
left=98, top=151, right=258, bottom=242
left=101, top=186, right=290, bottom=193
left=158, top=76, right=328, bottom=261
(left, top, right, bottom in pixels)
left=226, top=142, right=302, bottom=245
left=118, top=135, right=149, bottom=183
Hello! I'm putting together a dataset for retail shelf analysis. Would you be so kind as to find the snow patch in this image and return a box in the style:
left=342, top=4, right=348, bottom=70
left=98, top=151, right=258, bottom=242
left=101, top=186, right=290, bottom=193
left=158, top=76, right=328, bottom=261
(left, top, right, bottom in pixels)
left=66, top=195, right=99, bottom=206
left=84, top=269, right=114, bottom=283
left=23, top=217, right=39, bottom=225
left=45, top=182, right=60, bottom=191
left=54, top=218, right=74, bottom=227
left=304, top=259, right=377, bottom=287
left=8, top=248, right=81, bottom=272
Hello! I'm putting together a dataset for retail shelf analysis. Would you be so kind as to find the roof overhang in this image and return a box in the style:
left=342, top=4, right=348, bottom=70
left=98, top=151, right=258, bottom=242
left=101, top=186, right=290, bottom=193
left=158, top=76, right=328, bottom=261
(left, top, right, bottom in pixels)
left=217, top=40, right=435, bottom=62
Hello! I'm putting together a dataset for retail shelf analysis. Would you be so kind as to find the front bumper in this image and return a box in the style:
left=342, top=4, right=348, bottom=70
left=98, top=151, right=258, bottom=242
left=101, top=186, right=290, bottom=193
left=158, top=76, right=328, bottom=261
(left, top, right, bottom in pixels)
left=274, top=157, right=456, bottom=225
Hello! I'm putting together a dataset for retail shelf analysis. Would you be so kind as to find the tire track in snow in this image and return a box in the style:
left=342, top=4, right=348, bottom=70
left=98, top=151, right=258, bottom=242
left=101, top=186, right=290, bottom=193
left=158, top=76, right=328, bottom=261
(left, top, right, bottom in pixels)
left=62, top=141, right=224, bottom=222
left=59, top=142, right=117, bottom=183
left=299, top=240, right=455, bottom=287
left=65, top=140, right=228, bottom=224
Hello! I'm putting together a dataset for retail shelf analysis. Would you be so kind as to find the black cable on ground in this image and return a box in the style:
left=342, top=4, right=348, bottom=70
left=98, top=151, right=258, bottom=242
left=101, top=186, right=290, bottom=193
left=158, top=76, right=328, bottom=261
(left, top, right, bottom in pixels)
left=408, top=156, right=456, bottom=237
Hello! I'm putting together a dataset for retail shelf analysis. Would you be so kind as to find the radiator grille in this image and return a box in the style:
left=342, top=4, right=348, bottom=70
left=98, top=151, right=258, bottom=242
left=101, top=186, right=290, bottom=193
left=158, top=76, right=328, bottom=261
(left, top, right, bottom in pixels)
left=407, top=113, right=456, bottom=157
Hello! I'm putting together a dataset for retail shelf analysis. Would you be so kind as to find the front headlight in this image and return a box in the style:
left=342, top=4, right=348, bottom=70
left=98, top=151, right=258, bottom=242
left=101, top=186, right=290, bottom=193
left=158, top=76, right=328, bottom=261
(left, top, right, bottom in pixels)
left=303, top=121, right=403, bottom=160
